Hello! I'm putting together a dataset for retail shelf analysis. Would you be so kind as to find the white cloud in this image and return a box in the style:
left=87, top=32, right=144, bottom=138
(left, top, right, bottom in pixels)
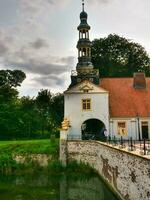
left=1, top=0, right=150, bottom=96
left=89, top=0, right=113, bottom=4
left=0, top=0, right=74, bottom=95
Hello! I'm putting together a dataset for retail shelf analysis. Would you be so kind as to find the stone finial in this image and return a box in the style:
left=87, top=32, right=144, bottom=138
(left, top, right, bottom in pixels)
left=61, top=118, right=70, bottom=131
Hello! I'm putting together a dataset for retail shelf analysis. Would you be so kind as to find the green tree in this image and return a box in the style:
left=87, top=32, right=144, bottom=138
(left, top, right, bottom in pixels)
left=0, top=70, right=26, bottom=102
left=0, top=86, right=18, bottom=102
left=36, top=89, right=52, bottom=135
left=20, top=96, right=36, bottom=138
left=91, top=34, right=150, bottom=77
left=51, top=93, right=64, bottom=127
left=50, top=93, right=64, bottom=136
left=0, top=69, right=26, bottom=139
left=0, top=70, right=26, bottom=88
left=0, top=103, right=23, bottom=139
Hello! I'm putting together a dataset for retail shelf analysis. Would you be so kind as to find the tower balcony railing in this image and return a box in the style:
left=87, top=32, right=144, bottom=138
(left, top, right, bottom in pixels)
left=71, top=69, right=99, bottom=77
left=78, top=57, right=91, bottom=63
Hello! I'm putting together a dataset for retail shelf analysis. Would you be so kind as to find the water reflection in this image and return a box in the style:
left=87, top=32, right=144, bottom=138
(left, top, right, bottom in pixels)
left=0, top=173, right=118, bottom=200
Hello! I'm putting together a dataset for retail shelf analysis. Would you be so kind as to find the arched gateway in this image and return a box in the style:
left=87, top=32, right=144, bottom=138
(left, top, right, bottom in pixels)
left=81, top=119, right=106, bottom=141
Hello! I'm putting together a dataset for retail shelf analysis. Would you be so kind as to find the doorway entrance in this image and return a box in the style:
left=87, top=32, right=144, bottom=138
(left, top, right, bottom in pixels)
left=81, top=119, right=106, bottom=141
left=141, top=121, right=149, bottom=139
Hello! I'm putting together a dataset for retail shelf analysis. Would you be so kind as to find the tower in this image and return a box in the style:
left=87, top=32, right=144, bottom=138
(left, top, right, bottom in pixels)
left=63, top=0, right=109, bottom=140
left=70, top=0, right=99, bottom=87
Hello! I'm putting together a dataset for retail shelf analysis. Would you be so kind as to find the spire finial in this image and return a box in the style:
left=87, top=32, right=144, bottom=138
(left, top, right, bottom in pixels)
left=82, top=0, right=84, bottom=11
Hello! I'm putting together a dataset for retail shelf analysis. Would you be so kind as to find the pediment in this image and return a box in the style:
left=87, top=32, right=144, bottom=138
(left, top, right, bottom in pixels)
left=79, top=83, right=94, bottom=91
left=65, top=80, right=108, bottom=94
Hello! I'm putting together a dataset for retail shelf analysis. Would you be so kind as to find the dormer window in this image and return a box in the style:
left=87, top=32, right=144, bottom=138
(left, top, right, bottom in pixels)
left=82, top=99, right=91, bottom=111
left=83, top=89, right=89, bottom=93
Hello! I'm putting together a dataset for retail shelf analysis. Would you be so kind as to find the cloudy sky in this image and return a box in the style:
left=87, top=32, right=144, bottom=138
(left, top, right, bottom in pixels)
left=0, top=0, right=150, bottom=96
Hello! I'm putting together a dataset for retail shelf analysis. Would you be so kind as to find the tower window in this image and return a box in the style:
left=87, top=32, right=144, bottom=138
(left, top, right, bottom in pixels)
left=83, top=30, right=86, bottom=38
left=82, top=99, right=91, bottom=111
left=83, top=48, right=86, bottom=56
left=79, top=49, right=82, bottom=57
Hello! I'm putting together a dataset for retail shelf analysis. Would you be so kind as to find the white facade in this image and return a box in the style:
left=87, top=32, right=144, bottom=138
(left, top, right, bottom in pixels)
left=64, top=80, right=109, bottom=139
left=110, top=117, right=150, bottom=140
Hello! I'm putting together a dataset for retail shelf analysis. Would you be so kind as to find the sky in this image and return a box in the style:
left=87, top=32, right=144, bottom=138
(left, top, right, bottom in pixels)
left=0, top=0, right=150, bottom=97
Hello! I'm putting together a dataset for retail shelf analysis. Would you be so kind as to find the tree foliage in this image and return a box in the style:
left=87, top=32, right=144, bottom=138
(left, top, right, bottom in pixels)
left=0, top=83, right=64, bottom=139
left=0, top=70, right=26, bottom=88
left=0, top=70, right=26, bottom=102
left=0, top=86, right=18, bottom=102
left=36, top=89, right=52, bottom=111
left=91, top=34, right=150, bottom=77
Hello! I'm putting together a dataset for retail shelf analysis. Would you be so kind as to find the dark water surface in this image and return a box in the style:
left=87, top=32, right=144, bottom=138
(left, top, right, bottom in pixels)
left=0, top=173, right=119, bottom=200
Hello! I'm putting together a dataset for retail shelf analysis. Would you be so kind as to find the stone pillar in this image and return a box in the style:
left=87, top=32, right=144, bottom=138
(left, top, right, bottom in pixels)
left=60, top=130, right=68, bottom=167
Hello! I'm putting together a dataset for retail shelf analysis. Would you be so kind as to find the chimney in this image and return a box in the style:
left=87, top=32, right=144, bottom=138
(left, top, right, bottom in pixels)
left=133, top=72, right=146, bottom=89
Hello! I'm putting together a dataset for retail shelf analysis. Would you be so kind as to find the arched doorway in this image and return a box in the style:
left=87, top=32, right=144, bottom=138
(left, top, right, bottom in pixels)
left=81, top=119, right=106, bottom=141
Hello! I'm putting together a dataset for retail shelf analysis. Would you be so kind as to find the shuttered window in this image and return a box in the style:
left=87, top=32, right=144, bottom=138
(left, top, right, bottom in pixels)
left=82, top=99, right=91, bottom=111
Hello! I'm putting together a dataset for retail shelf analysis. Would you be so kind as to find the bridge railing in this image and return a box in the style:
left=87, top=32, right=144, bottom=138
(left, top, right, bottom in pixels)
left=67, top=135, right=81, bottom=140
left=107, top=136, right=150, bottom=156
left=67, top=134, right=150, bottom=156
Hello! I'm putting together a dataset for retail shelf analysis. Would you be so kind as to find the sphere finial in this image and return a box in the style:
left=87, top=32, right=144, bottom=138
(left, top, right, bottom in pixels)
left=82, top=0, right=84, bottom=11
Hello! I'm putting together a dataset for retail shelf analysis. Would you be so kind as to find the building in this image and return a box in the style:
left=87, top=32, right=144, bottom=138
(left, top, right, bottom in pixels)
left=62, top=1, right=150, bottom=140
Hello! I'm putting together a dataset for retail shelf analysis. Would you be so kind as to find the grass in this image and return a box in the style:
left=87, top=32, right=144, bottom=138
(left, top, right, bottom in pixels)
left=0, top=139, right=59, bottom=175
left=0, top=139, right=59, bottom=155
left=0, top=139, right=96, bottom=176
left=0, top=139, right=95, bottom=176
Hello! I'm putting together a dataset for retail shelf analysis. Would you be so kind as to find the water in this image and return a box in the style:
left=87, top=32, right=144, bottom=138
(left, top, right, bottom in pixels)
left=0, top=173, right=119, bottom=200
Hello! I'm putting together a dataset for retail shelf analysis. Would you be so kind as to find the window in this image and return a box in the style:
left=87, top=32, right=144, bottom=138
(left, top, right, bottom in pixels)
left=82, top=99, right=91, bottom=111
left=83, top=89, right=89, bottom=93
left=117, top=122, right=127, bottom=136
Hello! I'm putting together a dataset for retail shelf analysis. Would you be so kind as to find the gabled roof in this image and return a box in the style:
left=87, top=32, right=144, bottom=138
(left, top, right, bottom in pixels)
left=65, top=80, right=108, bottom=94
left=100, top=78, right=150, bottom=118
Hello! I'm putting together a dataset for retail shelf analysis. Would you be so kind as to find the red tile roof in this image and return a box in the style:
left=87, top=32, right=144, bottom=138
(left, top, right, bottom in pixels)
left=100, top=78, right=150, bottom=118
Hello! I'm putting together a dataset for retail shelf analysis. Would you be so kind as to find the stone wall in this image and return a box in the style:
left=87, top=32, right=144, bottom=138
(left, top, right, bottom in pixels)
left=14, top=154, right=52, bottom=167
left=66, top=141, right=150, bottom=200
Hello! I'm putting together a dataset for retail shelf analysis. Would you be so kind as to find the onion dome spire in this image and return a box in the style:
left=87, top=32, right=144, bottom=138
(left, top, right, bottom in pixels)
left=80, top=0, right=88, bottom=21
left=69, top=0, right=99, bottom=88
left=77, top=0, right=93, bottom=71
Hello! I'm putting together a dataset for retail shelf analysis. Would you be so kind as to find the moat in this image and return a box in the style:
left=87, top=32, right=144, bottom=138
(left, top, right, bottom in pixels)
left=0, top=173, right=119, bottom=200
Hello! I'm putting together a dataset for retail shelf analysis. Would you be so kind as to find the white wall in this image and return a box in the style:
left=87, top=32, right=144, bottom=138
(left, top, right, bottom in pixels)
left=65, top=92, right=109, bottom=138
left=110, top=118, right=150, bottom=140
